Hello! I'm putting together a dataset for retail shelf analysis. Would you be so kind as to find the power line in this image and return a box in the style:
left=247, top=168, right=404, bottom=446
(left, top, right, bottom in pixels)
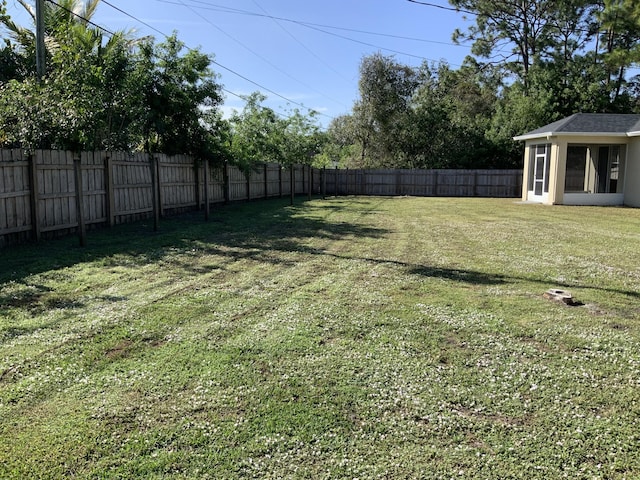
left=99, top=0, right=332, bottom=121
left=45, top=0, right=117, bottom=36
left=406, top=0, right=476, bottom=16
left=249, top=0, right=352, bottom=85
left=221, top=87, right=300, bottom=121
left=173, top=0, right=346, bottom=112
left=407, top=0, right=604, bottom=37
left=156, top=0, right=457, bottom=66
left=157, top=0, right=470, bottom=50
left=100, top=0, right=167, bottom=38
left=302, top=21, right=459, bottom=66
left=212, top=60, right=329, bottom=117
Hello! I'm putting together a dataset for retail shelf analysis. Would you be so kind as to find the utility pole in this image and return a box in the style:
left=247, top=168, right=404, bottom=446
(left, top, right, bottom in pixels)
left=35, top=0, right=46, bottom=78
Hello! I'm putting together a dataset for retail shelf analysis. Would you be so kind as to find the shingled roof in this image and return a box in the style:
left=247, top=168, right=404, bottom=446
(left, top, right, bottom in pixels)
left=514, top=113, right=640, bottom=141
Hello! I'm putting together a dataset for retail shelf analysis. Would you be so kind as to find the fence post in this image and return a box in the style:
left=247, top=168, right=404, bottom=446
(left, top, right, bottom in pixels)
left=73, top=155, right=87, bottom=246
left=104, top=154, right=115, bottom=227
left=290, top=165, right=295, bottom=206
left=149, top=154, right=159, bottom=231
left=157, top=155, right=164, bottom=218
left=434, top=170, right=439, bottom=197
left=322, top=167, right=326, bottom=199
left=308, top=165, right=312, bottom=200
left=28, top=152, right=41, bottom=241
left=204, top=159, right=210, bottom=221
left=264, top=163, right=269, bottom=199
left=223, top=161, right=230, bottom=204
left=194, top=160, right=201, bottom=210
left=279, top=165, right=283, bottom=198
left=473, top=171, right=479, bottom=197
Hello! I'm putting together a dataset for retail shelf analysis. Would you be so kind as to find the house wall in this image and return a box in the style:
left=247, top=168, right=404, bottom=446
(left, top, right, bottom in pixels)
left=523, top=135, right=629, bottom=205
left=550, top=141, right=562, bottom=204
left=521, top=143, right=531, bottom=201
left=625, top=137, right=640, bottom=207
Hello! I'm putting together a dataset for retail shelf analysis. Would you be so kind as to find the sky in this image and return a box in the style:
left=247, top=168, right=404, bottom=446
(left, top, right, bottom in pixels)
left=4, top=0, right=479, bottom=127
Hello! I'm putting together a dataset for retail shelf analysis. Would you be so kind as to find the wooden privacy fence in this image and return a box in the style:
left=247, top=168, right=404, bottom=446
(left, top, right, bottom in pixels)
left=0, top=149, right=522, bottom=246
left=326, top=168, right=522, bottom=197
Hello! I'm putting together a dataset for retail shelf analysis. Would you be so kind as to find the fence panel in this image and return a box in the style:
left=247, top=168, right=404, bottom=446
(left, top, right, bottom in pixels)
left=476, top=169, right=522, bottom=197
left=81, top=150, right=107, bottom=225
left=1, top=148, right=524, bottom=246
left=206, top=164, right=226, bottom=204
left=281, top=166, right=292, bottom=195
left=228, top=165, right=247, bottom=201
left=0, top=149, right=31, bottom=235
left=160, top=154, right=197, bottom=211
left=37, top=150, right=77, bottom=232
left=266, top=164, right=282, bottom=197
left=326, top=168, right=521, bottom=198
left=294, top=166, right=306, bottom=194
left=250, top=165, right=266, bottom=199
left=435, top=170, right=472, bottom=197
left=112, top=152, right=153, bottom=223
left=399, top=169, right=431, bottom=196
left=365, top=169, right=395, bottom=196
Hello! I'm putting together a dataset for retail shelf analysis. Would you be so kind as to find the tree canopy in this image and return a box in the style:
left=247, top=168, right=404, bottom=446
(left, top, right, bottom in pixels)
left=325, top=0, right=640, bottom=169
left=1, top=0, right=640, bottom=170
left=0, top=0, right=224, bottom=159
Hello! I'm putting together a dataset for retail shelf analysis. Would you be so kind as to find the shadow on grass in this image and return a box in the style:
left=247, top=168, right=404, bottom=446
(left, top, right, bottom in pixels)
left=0, top=198, right=390, bottom=285
left=1, top=197, right=638, bottom=305
left=408, top=263, right=640, bottom=301
left=408, top=265, right=506, bottom=285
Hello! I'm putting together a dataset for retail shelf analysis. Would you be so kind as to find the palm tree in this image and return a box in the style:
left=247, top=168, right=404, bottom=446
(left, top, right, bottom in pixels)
left=0, top=0, right=146, bottom=150
left=0, top=0, right=139, bottom=75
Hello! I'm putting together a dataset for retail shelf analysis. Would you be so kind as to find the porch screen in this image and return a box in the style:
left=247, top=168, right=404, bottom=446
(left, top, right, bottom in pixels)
left=528, top=144, right=550, bottom=194
left=565, top=144, right=625, bottom=194
left=565, top=146, right=587, bottom=192
left=598, top=146, right=624, bottom=193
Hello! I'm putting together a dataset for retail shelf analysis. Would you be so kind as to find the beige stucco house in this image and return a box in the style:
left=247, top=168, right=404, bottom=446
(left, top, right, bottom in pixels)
left=514, top=113, right=640, bottom=207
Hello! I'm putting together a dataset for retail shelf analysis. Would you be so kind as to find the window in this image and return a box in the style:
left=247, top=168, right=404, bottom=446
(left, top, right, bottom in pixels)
left=596, top=146, right=624, bottom=193
left=565, top=144, right=625, bottom=194
left=565, top=146, right=587, bottom=192
left=607, top=146, right=624, bottom=193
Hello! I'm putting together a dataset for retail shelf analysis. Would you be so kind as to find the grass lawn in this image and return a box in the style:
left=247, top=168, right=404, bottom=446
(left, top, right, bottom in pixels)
left=1, top=196, right=640, bottom=479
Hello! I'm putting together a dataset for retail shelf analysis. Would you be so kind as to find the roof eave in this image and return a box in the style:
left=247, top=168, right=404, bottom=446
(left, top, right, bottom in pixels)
left=513, top=131, right=630, bottom=141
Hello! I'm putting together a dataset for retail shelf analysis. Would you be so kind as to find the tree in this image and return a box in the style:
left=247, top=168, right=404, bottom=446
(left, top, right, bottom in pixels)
left=279, top=108, right=323, bottom=167
left=352, top=53, right=419, bottom=167
left=0, top=0, right=149, bottom=150
left=487, top=76, right=559, bottom=164
left=595, top=0, right=640, bottom=108
left=1, top=0, right=103, bottom=77
left=450, top=0, right=561, bottom=88
left=316, top=115, right=359, bottom=168
left=228, top=93, right=322, bottom=172
left=228, top=92, right=283, bottom=174
left=134, top=33, right=222, bottom=158
left=408, top=61, right=503, bottom=168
